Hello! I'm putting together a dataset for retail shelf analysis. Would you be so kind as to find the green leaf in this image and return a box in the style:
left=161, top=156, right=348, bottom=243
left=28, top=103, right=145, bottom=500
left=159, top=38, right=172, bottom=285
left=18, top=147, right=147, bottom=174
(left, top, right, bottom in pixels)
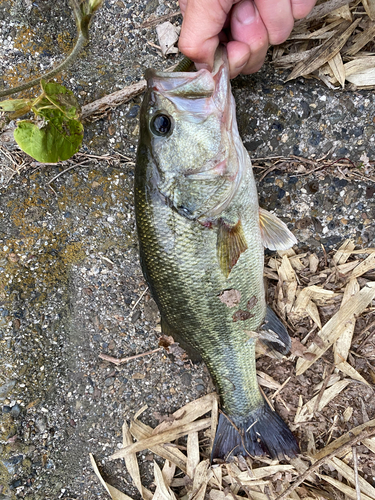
left=89, top=0, right=104, bottom=12
left=0, top=98, right=33, bottom=118
left=14, top=111, right=84, bottom=163
left=39, top=80, right=81, bottom=120
left=0, top=99, right=33, bottom=112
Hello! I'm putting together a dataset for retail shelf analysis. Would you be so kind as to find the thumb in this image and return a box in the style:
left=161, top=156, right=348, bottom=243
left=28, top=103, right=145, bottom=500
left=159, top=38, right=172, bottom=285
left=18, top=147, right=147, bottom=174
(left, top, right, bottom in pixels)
left=178, top=0, right=233, bottom=67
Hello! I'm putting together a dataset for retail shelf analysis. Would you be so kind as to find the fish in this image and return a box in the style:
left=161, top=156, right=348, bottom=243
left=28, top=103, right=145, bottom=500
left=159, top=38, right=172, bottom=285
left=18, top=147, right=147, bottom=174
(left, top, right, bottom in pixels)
left=134, top=46, right=299, bottom=461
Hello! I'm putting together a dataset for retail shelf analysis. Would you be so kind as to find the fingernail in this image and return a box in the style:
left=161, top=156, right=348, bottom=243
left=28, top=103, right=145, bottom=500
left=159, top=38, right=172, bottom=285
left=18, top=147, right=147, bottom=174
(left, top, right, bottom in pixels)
left=234, top=0, right=256, bottom=26
left=234, top=53, right=249, bottom=70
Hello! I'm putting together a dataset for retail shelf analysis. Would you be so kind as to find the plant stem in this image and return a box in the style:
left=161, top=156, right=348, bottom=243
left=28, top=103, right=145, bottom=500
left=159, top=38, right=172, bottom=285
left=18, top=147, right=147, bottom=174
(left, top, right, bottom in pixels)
left=0, top=31, right=87, bottom=98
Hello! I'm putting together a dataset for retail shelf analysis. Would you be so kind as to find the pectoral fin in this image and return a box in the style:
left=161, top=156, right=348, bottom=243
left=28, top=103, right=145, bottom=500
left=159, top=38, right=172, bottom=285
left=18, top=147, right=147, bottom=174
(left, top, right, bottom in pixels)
left=259, top=208, right=297, bottom=251
left=217, top=219, right=248, bottom=278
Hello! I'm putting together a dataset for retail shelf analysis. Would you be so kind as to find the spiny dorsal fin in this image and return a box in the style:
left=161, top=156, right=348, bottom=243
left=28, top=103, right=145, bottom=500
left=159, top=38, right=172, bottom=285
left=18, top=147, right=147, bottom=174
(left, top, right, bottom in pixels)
left=217, top=219, right=248, bottom=278
left=259, top=208, right=297, bottom=251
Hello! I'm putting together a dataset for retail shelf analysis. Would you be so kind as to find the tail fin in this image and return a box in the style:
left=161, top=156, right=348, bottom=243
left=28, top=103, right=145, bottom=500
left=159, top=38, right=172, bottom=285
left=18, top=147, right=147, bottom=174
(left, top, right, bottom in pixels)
left=211, top=403, right=299, bottom=461
left=258, top=306, right=291, bottom=357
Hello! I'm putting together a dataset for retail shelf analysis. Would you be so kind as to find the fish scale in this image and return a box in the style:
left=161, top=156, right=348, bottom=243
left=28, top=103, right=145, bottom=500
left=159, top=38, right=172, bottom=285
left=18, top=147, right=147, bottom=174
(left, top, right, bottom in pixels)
left=135, top=47, right=299, bottom=460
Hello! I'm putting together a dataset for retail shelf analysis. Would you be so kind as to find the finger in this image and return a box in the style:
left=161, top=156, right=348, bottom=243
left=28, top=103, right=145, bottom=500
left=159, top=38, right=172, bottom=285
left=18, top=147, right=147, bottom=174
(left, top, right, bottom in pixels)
left=226, top=41, right=267, bottom=77
left=178, top=0, right=233, bottom=68
left=291, top=0, right=316, bottom=20
left=229, top=0, right=268, bottom=76
left=254, top=0, right=294, bottom=45
left=226, top=41, right=249, bottom=78
left=179, top=0, right=187, bottom=14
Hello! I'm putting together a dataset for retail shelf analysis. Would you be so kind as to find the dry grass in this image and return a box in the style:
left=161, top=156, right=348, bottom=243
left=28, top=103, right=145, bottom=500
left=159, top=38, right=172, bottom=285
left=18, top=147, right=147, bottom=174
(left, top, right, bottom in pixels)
left=273, top=0, right=375, bottom=89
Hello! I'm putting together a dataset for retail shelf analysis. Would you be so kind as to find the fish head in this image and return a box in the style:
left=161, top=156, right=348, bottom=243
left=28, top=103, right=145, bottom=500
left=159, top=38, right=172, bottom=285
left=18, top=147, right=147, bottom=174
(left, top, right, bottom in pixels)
left=137, top=47, right=246, bottom=221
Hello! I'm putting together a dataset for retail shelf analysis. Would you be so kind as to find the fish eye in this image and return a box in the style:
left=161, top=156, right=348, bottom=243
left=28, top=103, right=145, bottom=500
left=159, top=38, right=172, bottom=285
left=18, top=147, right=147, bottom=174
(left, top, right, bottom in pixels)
left=150, top=114, right=172, bottom=136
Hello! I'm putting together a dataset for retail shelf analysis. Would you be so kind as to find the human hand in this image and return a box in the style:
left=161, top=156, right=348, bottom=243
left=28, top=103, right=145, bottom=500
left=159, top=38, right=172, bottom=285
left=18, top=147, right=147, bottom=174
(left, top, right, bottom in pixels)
left=178, top=0, right=316, bottom=78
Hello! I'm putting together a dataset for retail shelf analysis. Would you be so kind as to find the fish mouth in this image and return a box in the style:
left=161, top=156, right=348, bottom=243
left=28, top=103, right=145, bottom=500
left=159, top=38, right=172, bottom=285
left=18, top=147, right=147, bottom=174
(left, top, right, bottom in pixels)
left=145, top=45, right=228, bottom=109
left=146, top=67, right=215, bottom=98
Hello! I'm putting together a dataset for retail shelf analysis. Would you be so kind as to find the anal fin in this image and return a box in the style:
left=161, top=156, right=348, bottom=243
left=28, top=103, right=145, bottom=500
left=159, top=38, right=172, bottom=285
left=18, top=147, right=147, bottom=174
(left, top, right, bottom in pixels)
left=258, top=305, right=291, bottom=356
left=217, top=219, right=248, bottom=278
left=259, top=207, right=297, bottom=251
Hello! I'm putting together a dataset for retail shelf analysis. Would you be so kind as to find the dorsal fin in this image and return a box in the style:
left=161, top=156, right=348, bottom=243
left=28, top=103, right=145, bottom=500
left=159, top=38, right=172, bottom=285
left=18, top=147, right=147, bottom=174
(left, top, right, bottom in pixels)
left=217, top=219, right=248, bottom=278
left=259, top=208, right=297, bottom=251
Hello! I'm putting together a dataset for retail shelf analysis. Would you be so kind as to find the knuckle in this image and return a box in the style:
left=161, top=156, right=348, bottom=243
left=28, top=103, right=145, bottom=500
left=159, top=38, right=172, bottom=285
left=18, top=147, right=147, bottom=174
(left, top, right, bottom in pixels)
left=268, top=22, right=293, bottom=45
left=292, top=0, right=316, bottom=19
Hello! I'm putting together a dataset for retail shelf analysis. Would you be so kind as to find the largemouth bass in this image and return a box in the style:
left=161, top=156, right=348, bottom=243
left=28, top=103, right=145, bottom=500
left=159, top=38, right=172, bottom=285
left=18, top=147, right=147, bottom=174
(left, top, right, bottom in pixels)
left=135, top=47, right=299, bottom=460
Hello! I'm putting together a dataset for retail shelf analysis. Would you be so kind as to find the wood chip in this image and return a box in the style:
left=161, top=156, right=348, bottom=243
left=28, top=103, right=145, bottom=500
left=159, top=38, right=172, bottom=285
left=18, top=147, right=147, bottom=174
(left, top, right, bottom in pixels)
left=319, top=474, right=374, bottom=500
left=122, top=422, right=153, bottom=499
left=328, top=51, right=345, bottom=87
left=334, top=277, right=360, bottom=363
left=306, top=299, right=322, bottom=329
left=350, top=252, right=375, bottom=279
left=257, top=371, right=282, bottom=390
left=329, top=456, right=375, bottom=498
left=309, top=253, right=320, bottom=273
left=90, top=453, right=133, bottom=500
left=130, top=418, right=188, bottom=472
left=187, top=432, right=200, bottom=479
left=288, top=254, right=307, bottom=271
left=313, top=419, right=375, bottom=460
left=277, top=255, right=298, bottom=314
left=344, top=56, right=375, bottom=85
left=287, top=18, right=361, bottom=81
left=296, top=283, right=375, bottom=375
left=296, top=0, right=353, bottom=24
left=210, top=491, right=269, bottom=500
left=112, top=419, right=211, bottom=459
left=153, top=393, right=218, bottom=434
left=292, top=285, right=335, bottom=326
left=337, top=260, right=361, bottom=275
left=333, top=239, right=356, bottom=265
left=190, top=460, right=211, bottom=500
left=162, top=460, right=177, bottom=488
left=344, top=406, right=354, bottom=422
left=362, top=0, right=375, bottom=20
left=344, top=20, right=375, bottom=55
left=154, top=461, right=177, bottom=500
left=294, top=379, right=351, bottom=422
left=236, top=464, right=295, bottom=482
left=210, top=397, right=219, bottom=454
left=335, top=360, right=372, bottom=387
left=331, top=3, right=352, bottom=20
left=363, top=435, right=375, bottom=453
left=306, top=429, right=317, bottom=457
left=273, top=46, right=320, bottom=67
